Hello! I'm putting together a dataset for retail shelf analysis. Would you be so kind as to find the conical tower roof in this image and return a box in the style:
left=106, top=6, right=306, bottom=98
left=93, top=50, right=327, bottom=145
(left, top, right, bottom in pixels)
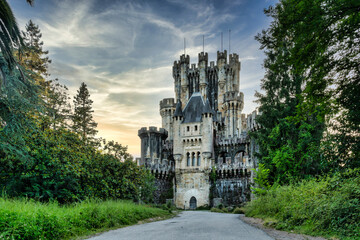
left=174, top=100, right=183, bottom=117
left=202, top=99, right=214, bottom=115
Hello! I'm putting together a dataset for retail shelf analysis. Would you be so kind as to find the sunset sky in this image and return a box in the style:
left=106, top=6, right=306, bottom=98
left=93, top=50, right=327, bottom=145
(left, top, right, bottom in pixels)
left=10, top=0, right=276, bottom=157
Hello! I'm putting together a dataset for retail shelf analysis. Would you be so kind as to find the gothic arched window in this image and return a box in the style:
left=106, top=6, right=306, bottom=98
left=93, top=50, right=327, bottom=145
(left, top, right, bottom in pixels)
left=197, top=152, right=201, bottom=166
left=192, top=152, right=195, bottom=166
left=187, top=152, right=190, bottom=167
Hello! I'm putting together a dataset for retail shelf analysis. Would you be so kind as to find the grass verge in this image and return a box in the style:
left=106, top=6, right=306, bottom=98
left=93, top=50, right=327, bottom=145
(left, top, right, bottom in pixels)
left=244, top=169, right=360, bottom=240
left=0, top=198, right=174, bottom=239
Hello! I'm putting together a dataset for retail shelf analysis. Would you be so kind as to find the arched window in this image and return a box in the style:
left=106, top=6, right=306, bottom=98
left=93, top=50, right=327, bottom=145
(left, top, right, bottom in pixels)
left=187, top=152, right=190, bottom=167
left=192, top=152, right=195, bottom=166
left=197, top=152, right=201, bottom=166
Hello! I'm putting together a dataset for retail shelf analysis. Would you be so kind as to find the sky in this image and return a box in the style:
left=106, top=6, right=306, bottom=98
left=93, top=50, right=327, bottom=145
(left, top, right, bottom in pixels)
left=9, top=0, right=276, bottom=157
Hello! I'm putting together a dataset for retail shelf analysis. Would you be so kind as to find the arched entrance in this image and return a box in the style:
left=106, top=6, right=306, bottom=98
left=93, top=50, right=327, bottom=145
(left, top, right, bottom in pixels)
left=189, top=196, right=197, bottom=209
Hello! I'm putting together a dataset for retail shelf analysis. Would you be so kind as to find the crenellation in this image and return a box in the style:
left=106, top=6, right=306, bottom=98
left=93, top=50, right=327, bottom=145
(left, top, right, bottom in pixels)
left=198, top=52, right=208, bottom=63
left=217, top=50, right=227, bottom=62
left=180, top=54, right=190, bottom=64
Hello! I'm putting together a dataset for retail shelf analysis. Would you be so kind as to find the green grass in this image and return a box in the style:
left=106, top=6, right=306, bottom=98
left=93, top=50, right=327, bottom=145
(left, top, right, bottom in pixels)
left=0, top=198, right=174, bottom=239
left=244, top=169, right=360, bottom=240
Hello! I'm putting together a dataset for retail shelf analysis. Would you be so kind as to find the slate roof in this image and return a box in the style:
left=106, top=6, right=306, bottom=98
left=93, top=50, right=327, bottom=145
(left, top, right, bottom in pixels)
left=182, top=92, right=205, bottom=123
left=174, top=101, right=183, bottom=117
left=202, top=99, right=214, bottom=114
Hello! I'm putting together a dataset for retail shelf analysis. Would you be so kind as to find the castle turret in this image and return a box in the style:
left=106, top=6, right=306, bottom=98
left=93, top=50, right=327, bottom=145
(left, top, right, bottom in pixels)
left=173, top=61, right=181, bottom=101
left=223, top=91, right=244, bottom=137
left=180, top=54, right=190, bottom=109
left=228, top=53, right=241, bottom=92
left=201, top=99, right=213, bottom=157
left=138, top=127, right=168, bottom=164
left=160, top=98, right=176, bottom=140
left=217, top=50, right=227, bottom=114
left=198, top=52, right=208, bottom=100
left=173, top=101, right=183, bottom=166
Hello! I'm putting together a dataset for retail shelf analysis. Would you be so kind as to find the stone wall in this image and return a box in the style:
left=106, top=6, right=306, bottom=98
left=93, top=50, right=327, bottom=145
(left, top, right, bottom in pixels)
left=212, top=176, right=250, bottom=206
left=153, top=177, right=173, bottom=204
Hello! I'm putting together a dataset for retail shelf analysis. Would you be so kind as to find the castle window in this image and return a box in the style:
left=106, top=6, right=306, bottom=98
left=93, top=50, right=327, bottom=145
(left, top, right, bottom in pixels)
left=192, top=152, right=195, bottom=166
left=197, top=152, right=201, bottom=166
left=195, top=125, right=198, bottom=131
left=187, top=153, right=190, bottom=167
left=187, top=126, right=190, bottom=132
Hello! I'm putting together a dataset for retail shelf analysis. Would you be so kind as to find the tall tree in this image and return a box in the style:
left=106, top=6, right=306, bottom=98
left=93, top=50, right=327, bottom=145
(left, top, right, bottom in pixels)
left=47, top=78, right=72, bottom=130
left=20, top=20, right=51, bottom=76
left=18, top=20, right=51, bottom=95
left=71, top=82, right=98, bottom=143
left=252, top=0, right=352, bottom=184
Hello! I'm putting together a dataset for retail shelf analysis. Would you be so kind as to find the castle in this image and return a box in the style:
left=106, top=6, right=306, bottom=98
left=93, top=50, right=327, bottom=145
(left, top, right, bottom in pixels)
left=137, top=50, right=259, bottom=209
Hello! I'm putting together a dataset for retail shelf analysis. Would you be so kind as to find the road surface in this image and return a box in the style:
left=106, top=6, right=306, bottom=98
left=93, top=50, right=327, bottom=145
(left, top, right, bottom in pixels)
left=88, top=211, right=274, bottom=240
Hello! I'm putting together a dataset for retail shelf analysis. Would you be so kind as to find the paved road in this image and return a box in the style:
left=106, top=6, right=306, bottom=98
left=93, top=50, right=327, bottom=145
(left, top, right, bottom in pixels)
left=88, top=211, right=274, bottom=240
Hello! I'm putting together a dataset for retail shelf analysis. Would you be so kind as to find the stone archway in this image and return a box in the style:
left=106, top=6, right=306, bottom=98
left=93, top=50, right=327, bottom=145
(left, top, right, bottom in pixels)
left=189, top=196, right=197, bottom=210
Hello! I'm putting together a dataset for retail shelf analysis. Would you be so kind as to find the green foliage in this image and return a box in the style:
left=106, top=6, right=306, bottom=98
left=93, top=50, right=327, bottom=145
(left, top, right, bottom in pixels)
left=232, top=207, right=245, bottom=214
left=0, top=124, right=156, bottom=203
left=245, top=169, right=360, bottom=239
left=210, top=207, right=226, bottom=213
left=20, top=20, right=51, bottom=78
left=0, top=198, right=172, bottom=240
left=254, top=0, right=360, bottom=184
left=71, top=82, right=98, bottom=144
left=0, top=0, right=28, bottom=72
left=251, top=163, right=271, bottom=196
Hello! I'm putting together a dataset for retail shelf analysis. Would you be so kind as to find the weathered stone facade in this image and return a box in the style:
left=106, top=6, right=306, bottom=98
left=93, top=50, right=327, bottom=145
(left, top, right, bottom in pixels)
left=137, top=50, right=259, bottom=209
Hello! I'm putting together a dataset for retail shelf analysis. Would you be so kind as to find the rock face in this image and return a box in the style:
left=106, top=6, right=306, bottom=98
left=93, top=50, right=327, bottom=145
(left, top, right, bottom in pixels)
left=137, top=51, right=259, bottom=209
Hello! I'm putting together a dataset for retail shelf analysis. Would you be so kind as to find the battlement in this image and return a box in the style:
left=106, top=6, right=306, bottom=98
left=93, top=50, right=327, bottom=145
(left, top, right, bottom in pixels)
left=216, top=135, right=248, bottom=146
left=217, top=50, right=227, bottom=62
left=229, top=53, right=239, bottom=63
left=138, top=126, right=168, bottom=137
left=173, top=51, right=237, bottom=74
left=180, top=54, right=190, bottom=64
left=160, top=98, right=175, bottom=109
left=224, top=91, right=244, bottom=102
left=198, top=52, right=208, bottom=63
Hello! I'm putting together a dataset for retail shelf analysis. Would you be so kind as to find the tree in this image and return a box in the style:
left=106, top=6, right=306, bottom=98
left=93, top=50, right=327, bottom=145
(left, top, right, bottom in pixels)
left=71, top=82, right=98, bottom=143
left=252, top=0, right=351, bottom=184
left=47, top=79, right=72, bottom=130
left=18, top=19, right=52, bottom=94
left=268, top=0, right=360, bottom=169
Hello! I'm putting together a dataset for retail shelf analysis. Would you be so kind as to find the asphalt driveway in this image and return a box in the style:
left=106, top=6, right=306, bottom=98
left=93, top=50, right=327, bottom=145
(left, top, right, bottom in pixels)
left=87, top=211, right=274, bottom=240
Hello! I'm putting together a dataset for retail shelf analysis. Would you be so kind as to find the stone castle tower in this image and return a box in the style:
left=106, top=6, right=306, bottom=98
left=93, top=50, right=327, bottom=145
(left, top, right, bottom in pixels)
left=138, top=50, right=259, bottom=209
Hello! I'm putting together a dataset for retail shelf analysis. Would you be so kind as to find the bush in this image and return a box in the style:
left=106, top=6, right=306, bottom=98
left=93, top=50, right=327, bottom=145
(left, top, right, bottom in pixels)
left=210, top=207, right=224, bottom=213
left=244, top=169, right=360, bottom=239
left=233, top=207, right=245, bottom=214
left=0, top=128, right=155, bottom=204
left=196, top=205, right=210, bottom=210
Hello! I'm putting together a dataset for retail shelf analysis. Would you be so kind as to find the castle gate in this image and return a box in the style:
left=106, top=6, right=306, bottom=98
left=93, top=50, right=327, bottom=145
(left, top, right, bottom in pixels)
left=190, top=196, right=197, bottom=209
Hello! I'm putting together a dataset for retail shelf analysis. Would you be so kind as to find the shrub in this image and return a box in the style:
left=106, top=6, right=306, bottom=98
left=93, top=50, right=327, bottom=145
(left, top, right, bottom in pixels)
left=233, top=207, right=245, bottom=214
left=244, top=169, right=360, bottom=239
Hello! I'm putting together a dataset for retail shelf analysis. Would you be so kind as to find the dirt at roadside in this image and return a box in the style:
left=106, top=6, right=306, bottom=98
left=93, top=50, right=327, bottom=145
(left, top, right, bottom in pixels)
left=239, top=214, right=331, bottom=240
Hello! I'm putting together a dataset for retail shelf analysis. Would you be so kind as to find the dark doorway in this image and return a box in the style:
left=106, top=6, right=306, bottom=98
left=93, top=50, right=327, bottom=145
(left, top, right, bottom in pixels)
left=189, top=196, right=197, bottom=210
